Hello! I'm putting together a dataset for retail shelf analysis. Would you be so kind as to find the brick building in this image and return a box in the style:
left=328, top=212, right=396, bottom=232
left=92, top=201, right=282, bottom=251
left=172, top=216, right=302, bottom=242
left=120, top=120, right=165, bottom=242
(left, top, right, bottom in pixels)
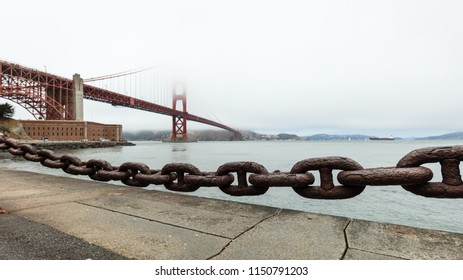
left=21, top=120, right=122, bottom=142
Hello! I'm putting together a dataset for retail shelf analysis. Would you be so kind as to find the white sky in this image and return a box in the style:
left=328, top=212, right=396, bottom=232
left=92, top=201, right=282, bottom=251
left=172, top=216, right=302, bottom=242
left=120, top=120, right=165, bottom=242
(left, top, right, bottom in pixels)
left=1, top=0, right=462, bottom=137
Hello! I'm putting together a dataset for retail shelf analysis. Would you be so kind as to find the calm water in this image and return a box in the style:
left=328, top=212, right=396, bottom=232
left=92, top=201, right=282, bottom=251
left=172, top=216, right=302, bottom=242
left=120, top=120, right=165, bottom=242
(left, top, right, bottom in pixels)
left=1, top=140, right=463, bottom=233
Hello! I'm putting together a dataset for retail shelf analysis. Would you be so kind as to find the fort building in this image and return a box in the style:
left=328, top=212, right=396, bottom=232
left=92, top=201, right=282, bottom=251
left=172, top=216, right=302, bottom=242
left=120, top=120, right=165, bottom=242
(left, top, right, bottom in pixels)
left=20, top=120, right=122, bottom=142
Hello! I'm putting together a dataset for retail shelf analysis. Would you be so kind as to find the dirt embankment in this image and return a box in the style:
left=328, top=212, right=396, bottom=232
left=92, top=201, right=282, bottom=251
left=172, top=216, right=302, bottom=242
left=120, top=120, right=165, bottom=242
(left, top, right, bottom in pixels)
left=0, top=118, right=32, bottom=140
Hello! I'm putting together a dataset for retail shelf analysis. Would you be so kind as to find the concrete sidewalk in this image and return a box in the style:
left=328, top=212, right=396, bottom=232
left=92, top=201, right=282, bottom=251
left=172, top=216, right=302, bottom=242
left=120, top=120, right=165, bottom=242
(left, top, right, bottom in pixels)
left=1, top=168, right=462, bottom=260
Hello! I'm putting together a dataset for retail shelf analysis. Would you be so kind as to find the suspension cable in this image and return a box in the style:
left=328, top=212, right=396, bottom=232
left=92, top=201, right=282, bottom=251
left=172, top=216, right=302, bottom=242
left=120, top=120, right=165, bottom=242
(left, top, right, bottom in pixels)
left=83, top=65, right=160, bottom=83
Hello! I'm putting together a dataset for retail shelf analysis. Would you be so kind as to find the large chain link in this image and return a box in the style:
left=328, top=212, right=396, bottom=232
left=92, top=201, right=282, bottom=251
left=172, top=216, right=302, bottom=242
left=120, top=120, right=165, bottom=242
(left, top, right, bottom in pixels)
left=1, top=136, right=462, bottom=199
left=396, top=146, right=463, bottom=198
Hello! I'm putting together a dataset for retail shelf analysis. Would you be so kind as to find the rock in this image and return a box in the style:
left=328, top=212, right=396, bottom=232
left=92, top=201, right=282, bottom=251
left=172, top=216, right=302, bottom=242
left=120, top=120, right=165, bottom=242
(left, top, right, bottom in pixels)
left=0, top=118, right=32, bottom=140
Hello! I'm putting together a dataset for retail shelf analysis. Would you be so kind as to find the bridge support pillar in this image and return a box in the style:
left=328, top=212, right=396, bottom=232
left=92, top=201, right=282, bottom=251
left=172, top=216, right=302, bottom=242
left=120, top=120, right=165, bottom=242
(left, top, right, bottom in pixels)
left=171, top=84, right=188, bottom=141
left=73, top=74, right=84, bottom=121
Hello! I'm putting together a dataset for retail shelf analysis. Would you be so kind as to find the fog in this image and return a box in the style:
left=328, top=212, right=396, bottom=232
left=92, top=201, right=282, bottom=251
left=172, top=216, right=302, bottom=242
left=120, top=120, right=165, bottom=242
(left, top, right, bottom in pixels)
left=2, top=0, right=462, bottom=137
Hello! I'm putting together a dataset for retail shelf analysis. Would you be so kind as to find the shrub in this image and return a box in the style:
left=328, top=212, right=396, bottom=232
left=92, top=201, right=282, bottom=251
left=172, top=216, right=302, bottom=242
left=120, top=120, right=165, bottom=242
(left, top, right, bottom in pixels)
left=0, top=103, right=15, bottom=119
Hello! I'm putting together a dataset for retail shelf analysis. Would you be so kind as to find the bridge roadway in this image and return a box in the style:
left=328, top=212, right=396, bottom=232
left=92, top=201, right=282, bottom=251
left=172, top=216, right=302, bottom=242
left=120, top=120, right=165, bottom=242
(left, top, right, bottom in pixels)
left=1, top=167, right=462, bottom=260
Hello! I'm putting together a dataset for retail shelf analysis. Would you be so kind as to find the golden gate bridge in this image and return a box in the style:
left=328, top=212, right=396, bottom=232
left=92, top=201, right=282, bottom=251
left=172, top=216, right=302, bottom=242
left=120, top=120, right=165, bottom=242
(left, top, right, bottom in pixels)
left=0, top=60, right=242, bottom=141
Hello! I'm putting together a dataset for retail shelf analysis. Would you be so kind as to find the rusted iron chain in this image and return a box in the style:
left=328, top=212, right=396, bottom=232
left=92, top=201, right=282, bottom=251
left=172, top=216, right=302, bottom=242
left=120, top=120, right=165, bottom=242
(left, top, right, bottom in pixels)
left=1, top=136, right=462, bottom=199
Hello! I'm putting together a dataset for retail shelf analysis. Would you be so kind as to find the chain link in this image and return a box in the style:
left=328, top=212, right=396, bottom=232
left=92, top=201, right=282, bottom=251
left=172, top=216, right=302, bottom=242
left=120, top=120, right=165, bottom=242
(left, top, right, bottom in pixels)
left=397, top=146, right=463, bottom=198
left=1, top=135, right=463, bottom=198
left=217, top=162, right=269, bottom=196
left=290, top=157, right=365, bottom=199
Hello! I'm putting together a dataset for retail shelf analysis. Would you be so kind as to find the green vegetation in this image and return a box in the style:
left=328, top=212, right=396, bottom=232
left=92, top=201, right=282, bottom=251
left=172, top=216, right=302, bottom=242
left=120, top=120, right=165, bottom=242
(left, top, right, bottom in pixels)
left=0, top=103, right=15, bottom=119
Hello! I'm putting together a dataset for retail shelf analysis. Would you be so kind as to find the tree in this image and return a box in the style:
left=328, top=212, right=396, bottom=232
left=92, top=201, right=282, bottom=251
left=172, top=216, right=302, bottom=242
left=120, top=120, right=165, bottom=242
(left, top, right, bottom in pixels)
left=0, top=103, right=15, bottom=119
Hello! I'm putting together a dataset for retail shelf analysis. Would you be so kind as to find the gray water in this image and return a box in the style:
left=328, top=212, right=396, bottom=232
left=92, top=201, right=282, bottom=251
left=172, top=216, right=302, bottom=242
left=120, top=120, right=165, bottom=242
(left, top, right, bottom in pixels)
left=1, top=140, right=462, bottom=234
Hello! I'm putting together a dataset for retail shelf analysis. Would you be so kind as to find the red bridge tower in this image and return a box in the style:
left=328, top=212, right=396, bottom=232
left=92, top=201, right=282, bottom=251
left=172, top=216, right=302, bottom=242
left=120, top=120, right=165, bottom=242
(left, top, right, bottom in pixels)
left=171, top=83, right=188, bottom=141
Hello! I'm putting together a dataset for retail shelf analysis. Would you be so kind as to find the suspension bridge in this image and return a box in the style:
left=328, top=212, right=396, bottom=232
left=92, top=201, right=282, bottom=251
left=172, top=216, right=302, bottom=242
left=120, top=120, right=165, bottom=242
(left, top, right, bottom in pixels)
left=0, top=60, right=242, bottom=141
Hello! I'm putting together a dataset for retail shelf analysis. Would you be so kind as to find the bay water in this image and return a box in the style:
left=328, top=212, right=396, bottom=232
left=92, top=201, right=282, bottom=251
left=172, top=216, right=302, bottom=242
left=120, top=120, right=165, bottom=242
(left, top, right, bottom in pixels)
left=1, top=139, right=462, bottom=234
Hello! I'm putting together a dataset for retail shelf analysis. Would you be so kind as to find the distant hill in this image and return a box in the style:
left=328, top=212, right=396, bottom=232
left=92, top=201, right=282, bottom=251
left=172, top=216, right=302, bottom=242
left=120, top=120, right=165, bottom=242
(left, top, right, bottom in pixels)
left=123, top=130, right=236, bottom=141
left=277, top=133, right=302, bottom=140
left=123, top=130, right=304, bottom=141
left=308, top=134, right=370, bottom=141
left=122, top=129, right=463, bottom=142
left=123, top=130, right=171, bottom=141
left=415, top=132, right=463, bottom=140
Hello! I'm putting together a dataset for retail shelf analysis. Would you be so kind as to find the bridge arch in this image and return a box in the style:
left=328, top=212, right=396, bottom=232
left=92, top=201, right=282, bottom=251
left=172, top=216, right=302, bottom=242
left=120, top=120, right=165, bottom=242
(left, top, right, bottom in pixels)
left=0, top=60, right=75, bottom=120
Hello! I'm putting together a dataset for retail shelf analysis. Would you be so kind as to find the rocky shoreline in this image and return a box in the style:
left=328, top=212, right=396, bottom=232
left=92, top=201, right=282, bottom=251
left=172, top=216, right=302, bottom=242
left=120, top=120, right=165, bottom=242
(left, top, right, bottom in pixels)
left=23, top=141, right=135, bottom=150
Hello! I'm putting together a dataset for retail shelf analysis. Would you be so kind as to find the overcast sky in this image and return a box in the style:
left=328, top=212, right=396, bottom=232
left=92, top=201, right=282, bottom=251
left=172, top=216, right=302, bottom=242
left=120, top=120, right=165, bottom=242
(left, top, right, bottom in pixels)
left=1, top=0, right=462, bottom=137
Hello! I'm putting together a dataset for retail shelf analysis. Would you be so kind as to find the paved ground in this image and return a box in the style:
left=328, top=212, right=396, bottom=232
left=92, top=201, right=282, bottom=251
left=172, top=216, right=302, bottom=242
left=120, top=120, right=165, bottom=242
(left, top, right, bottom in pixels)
left=1, top=168, right=462, bottom=260
left=0, top=214, right=128, bottom=259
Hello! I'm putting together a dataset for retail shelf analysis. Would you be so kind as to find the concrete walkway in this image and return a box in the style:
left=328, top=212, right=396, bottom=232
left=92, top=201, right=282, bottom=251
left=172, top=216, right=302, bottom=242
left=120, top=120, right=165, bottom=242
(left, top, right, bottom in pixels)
left=1, top=168, right=462, bottom=260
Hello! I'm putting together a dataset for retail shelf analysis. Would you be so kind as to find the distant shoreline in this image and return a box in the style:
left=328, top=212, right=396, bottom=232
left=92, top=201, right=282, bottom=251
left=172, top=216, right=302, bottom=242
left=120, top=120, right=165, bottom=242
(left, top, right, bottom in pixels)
left=122, top=130, right=463, bottom=142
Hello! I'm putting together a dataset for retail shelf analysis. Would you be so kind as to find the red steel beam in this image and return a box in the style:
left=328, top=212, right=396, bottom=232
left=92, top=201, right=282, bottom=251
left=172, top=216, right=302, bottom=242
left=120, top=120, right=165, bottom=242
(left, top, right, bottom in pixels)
left=0, top=60, right=73, bottom=120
